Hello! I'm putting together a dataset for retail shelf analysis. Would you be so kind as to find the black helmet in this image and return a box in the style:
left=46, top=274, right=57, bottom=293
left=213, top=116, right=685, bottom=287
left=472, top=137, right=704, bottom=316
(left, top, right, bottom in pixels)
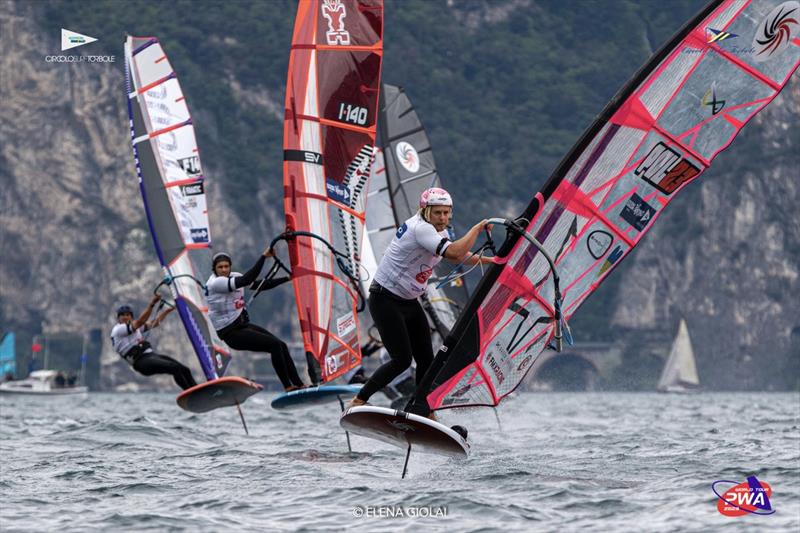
left=116, top=305, right=134, bottom=316
left=212, top=252, right=232, bottom=271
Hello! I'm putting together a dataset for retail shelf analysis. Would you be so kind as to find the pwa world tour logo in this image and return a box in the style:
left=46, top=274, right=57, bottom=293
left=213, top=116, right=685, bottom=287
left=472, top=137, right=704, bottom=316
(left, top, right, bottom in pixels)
left=712, top=475, right=775, bottom=516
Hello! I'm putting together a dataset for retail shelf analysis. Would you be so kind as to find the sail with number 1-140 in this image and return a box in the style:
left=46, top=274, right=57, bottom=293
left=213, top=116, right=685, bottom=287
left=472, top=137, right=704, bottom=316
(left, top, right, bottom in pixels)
left=406, top=0, right=800, bottom=416
left=282, top=0, right=384, bottom=383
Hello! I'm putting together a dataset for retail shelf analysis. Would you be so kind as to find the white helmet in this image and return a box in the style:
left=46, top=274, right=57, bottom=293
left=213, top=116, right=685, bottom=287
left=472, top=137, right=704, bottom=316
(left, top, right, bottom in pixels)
left=419, top=187, right=452, bottom=208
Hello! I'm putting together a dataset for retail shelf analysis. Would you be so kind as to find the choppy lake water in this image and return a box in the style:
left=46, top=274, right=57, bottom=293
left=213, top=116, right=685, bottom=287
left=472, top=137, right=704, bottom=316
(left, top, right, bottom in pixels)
left=1, top=392, right=798, bottom=531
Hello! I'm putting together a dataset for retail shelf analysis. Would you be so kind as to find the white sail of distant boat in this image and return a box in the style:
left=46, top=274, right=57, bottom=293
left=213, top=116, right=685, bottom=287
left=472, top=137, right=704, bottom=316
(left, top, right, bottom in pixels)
left=657, top=319, right=699, bottom=392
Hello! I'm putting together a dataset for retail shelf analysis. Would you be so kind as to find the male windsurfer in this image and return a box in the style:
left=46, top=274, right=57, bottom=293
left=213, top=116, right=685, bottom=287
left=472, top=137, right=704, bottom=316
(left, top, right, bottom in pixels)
left=206, top=247, right=307, bottom=391
left=347, top=188, right=492, bottom=414
left=111, top=295, right=198, bottom=390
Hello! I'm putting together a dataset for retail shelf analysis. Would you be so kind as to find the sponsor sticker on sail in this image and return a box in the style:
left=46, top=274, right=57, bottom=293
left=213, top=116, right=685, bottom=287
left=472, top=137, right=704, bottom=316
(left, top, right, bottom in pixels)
left=336, top=312, right=356, bottom=338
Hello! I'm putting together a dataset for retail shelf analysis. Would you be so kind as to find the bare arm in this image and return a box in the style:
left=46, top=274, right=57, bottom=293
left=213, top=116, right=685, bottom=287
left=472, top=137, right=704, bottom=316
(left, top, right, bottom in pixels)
left=147, top=306, right=175, bottom=330
left=132, top=294, right=161, bottom=330
left=455, top=253, right=494, bottom=266
left=443, top=220, right=490, bottom=262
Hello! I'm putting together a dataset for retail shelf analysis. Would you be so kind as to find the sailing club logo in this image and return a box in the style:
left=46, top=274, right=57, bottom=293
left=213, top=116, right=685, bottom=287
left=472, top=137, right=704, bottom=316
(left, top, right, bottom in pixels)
left=326, top=179, right=351, bottom=204
left=712, top=476, right=775, bottom=516
left=753, top=1, right=799, bottom=61
left=178, top=156, right=201, bottom=176
left=395, top=141, right=420, bottom=173
left=321, top=0, right=351, bottom=45
left=701, top=82, right=725, bottom=115
left=190, top=227, right=209, bottom=243
left=181, top=182, right=204, bottom=196
left=620, top=193, right=656, bottom=231
left=46, top=29, right=114, bottom=63
left=62, top=29, right=97, bottom=51
left=634, top=142, right=700, bottom=195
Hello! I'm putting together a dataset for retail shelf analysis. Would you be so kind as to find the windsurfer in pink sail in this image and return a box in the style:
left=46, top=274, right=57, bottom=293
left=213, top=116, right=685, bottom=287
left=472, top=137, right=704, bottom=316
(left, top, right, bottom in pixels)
left=347, top=188, right=493, bottom=412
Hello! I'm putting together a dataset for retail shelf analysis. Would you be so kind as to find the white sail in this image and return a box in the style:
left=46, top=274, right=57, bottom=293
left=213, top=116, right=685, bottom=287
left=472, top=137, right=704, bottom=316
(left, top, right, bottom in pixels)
left=657, top=319, right=699, bottom=392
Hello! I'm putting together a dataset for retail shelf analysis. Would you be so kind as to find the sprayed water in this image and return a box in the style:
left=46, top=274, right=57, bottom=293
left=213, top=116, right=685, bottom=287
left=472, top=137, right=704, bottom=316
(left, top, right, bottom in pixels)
left=1, top=392, right=798, bottom=531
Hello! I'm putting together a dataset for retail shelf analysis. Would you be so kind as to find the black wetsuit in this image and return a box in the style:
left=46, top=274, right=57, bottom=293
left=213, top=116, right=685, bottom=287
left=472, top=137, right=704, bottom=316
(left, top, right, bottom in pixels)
left=125, top=343, right=197, bottom=390
left=214, top=256, right=305, bottom=389
left=356, top=282, right=434, bottom=402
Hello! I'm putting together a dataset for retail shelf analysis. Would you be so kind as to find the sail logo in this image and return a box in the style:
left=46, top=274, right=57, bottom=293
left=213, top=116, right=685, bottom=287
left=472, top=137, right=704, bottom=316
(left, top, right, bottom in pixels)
left=684, top=28, right=753, bottom=57
left=336, top=312, right=356, bottom=337
left=516, top=352, right=534, bottom=372
left=326, top=179, right=351, bottom=204
left=620, top=193, right=656, bottom=232
left=635, top=142, right=700, bottom=195
left=701, top=83, right=726, bottom=115
left=599, top=245, right=624, bottom=275
left=706, top=28, right=737, bottom=43
left=753, top=1, right=799, bottom=62
left=396, top=142, right=420, bottom=173
left=181, top=182, right=204, bottom=196
left=284, top=149, right=323, bottom=165
left=178, top=156, right=202, bottom=176
left=322, top=0, right=351, bottom=45
left=451, top=383, right=472, bottom=398
left=61, top=29, right=97, bottom=51
left=486, top=354, right=505, bottom=384
left=712, top=476, right=775, bottom=516
left=190, top=227, right=209, bottom=243
left=324, top=355, right=339, bottom=375
left=586, top=230, right=613, bottom=259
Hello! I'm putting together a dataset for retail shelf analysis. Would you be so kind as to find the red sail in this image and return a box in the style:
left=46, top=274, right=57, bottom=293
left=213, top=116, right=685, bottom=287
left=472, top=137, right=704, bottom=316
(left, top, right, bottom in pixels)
left=283, top=0, right=383, bottom=382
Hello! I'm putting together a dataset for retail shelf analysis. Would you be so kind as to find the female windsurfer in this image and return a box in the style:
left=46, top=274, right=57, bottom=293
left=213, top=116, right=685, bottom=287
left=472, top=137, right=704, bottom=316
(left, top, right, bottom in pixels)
left=348, top=188, right=492, bottom=413
left=111, top=295, right=198, bottom=390
left=206, top=247, right=306, bottom=391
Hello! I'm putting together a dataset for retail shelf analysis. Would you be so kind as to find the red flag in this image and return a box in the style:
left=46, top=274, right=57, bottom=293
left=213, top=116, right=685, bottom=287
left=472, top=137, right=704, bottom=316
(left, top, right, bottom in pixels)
left=31, top=343, right=42, bottom=353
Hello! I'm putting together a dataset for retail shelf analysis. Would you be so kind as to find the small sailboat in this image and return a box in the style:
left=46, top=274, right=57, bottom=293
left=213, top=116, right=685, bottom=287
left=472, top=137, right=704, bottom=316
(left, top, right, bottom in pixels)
left=657, top=319, right=700, bottom=393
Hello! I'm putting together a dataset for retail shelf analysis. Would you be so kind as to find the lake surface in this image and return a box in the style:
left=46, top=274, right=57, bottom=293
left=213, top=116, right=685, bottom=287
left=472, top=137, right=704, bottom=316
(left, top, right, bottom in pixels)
left=1, top=392, right=798, bottom=531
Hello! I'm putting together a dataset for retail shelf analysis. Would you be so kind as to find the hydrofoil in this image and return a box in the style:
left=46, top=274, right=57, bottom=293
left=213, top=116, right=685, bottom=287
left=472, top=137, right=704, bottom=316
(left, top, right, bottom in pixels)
left=340, top=405, right=469, bottom=478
